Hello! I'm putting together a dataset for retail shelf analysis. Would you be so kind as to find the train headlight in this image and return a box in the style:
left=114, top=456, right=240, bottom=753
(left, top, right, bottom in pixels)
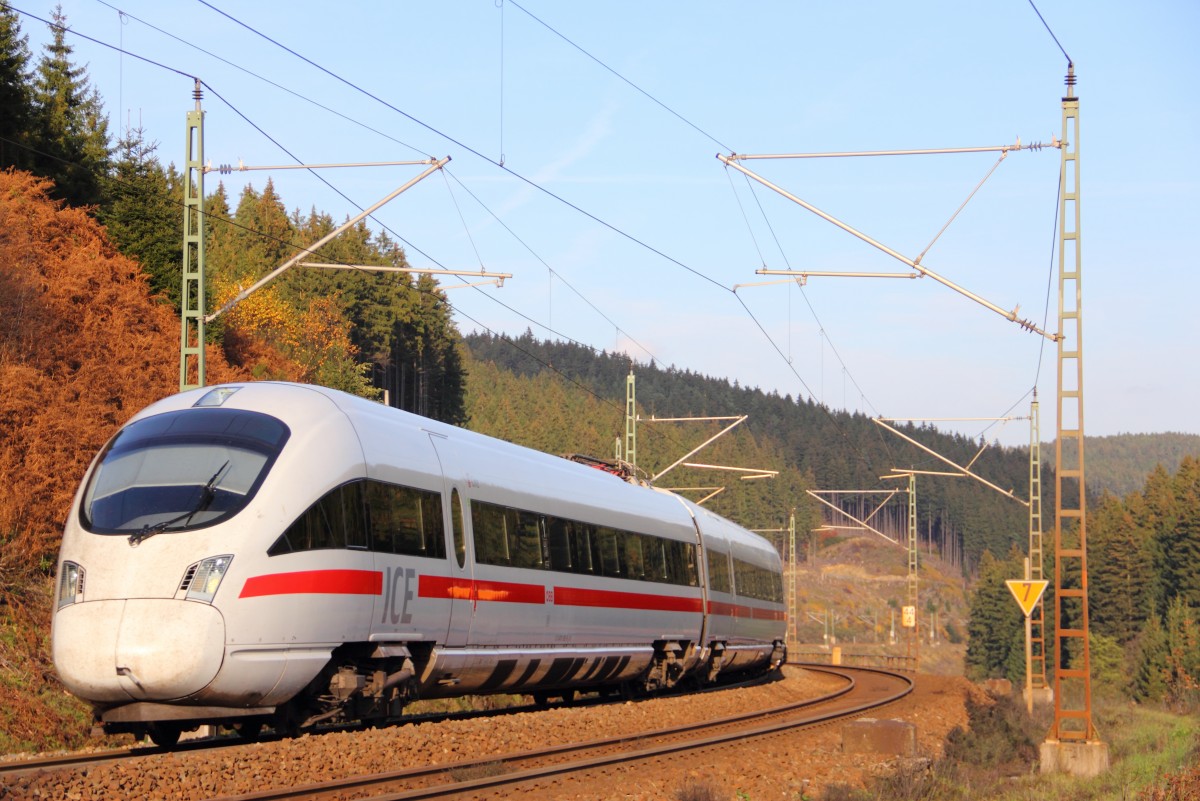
left=184, top=555, right=233, bottom=603
left=58, top=561, right=84, bottom=608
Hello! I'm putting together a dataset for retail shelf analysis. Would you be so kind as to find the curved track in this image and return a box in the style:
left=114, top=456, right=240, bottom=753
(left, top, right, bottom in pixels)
left=0, top=672, right=777, bottom=782
left=202, top=664, right=912, bottom=801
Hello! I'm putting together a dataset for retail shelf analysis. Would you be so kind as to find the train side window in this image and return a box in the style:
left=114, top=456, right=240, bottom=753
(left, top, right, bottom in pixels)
left=595, top=526, right=622, bottom=578
left=510, top=509, right=545, bottom=570
left=418, top=492, right=447, bottom=558
left=624, top=534, right=645, bottom=580
left=643, top=536, right=668, bottom=583
left=450, top=488, right=466, bottom=569
left=706, top=548, right=731, bottom=593
left=669, top=541, right=699, bottom=587
left=343, top=482, right=366, bottom=549
left=546, top=516, right=573, bottom=571
left=573, top=523, right=594, bottom=573
left=471, top=501, right=510, bottom=565
left=676, top=541, right=700, bottom=585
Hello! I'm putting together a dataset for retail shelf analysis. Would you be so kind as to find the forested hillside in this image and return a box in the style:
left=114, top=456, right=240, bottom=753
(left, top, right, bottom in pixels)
left=2, top=5, right=1197, bottom=754
left=463, top=331, right=1034, bottom=575
left=964, top=457, right=1200, bottom=711
left=1081, top=432, right=1200, bottom=498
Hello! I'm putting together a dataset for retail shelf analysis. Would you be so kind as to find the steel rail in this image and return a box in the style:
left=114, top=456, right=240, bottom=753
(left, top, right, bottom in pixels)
left=201, top=665, right=912, bottom=801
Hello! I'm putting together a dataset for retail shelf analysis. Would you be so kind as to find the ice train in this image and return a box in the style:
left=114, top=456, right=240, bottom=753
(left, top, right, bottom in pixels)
left=52, top=382, right=786, bottom=745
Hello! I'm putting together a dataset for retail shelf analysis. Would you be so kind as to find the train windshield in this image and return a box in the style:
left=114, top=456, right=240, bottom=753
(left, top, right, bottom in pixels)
left=80, top=408, right=290, bottom=535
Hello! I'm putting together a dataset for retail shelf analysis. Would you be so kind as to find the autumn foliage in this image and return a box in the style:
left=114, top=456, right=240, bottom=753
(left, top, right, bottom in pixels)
left=0, top=170, right=244, bottom=591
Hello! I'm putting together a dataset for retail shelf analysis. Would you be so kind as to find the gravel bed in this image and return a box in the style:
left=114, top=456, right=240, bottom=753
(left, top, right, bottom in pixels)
left=2, top=668, right=977, bottom=800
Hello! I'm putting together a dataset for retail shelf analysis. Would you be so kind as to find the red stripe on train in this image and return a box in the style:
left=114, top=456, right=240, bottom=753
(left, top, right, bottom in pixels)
left=239, top=569, right=383, bottom=598
left=554, top=586, right=703, bottom=614
left=707, top=599, right=786, bottom=621
left=419, top=575, right=545, bottom=605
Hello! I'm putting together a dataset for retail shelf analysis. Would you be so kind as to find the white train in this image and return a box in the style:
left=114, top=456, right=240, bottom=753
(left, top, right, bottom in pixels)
left=52, top=382, right=786, bottom=746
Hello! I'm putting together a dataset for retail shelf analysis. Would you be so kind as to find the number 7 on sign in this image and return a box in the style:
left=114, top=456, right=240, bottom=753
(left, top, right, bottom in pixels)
left=1005, top=580, right=1049, bottom=618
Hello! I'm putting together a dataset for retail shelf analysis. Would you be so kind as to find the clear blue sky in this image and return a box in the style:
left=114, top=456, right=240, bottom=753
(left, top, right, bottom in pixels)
left=14, top=1, right=1199, bottom=448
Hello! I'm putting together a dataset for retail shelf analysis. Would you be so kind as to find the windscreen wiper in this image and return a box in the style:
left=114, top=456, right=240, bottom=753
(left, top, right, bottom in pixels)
left=128, top=461, right=231, bottom=546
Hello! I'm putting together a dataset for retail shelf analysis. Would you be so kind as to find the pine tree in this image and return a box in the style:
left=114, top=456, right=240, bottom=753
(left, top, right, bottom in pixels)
left=1163, top=596, right=1200, bottom=711
left=97, top=127, right=181, bottom=303
left=0, top=6, right=35, bottom=172
left=1088, top=492, right=1154, bottom=644
left=963, top=549, right=1025, bottom=680
left=1133, top=612, right=1169, bottom=702
left=31, top=6, right=109, bottom=207
left=1163, top=457, right=1200, bottom=609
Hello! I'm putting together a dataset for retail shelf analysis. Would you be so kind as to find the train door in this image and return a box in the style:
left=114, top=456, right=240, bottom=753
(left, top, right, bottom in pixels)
left=427, top=433, right=474, bottom=647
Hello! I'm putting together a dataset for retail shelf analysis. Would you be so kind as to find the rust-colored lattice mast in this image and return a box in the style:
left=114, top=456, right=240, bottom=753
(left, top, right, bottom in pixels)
left=1051, top=64, right=1097, bottom=742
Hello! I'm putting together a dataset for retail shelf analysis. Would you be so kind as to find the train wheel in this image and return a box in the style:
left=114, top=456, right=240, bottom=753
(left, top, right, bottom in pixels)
left=146, top=722, right=182, bottom=748
left=531, top=691, right=550, bottom=708
left=235, top=721, right=264, bottom=742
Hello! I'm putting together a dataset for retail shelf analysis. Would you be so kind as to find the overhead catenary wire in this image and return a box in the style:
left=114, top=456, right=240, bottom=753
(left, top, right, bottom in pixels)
left=505, top=0, right=734, bottom=155
left=443, top=169, right=661, bottom=366
left=16, top=1, right=1019, bottom=480
left=3, top=125, right=716, bottom=459
left=209, top=4, right=880, bottom=472
left=86, top=0, right=432, bottom=159
left=189, top=0, right=884, bottom=471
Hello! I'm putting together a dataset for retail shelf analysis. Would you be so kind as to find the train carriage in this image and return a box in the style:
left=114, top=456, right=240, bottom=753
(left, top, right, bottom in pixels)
left=52, top=382, right=786, bottom=745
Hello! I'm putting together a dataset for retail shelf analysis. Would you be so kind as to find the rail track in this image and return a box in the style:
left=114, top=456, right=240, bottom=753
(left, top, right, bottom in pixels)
left=2, top=664, right=912, bottom=800
left=205, top=664, right=911, bottom=801
left=0, top=670, right=777, bottom=782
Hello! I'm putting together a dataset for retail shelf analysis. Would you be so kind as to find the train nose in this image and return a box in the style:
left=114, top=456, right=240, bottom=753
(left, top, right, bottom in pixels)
left=53, top=599, right=225, bottom=703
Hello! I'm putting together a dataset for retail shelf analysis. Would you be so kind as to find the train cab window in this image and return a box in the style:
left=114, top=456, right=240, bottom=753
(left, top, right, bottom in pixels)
left=81, top=408, right=289, bottom=535
left=271, top=482, right=359, bottom=554
left=450, top=488, right=466, bottom=569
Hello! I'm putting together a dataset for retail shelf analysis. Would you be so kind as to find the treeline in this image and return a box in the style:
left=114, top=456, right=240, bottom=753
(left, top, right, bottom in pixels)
left=463, top=330, right=1034, bottom=573
left=1081, top=432, right=1200, bottom=498
left=0, top=5, right=467, bottom=421
left=965, top=458, right=1200, bottom=711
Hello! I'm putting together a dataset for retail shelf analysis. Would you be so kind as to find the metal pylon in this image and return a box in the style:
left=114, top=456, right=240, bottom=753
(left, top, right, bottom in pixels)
left=625, top=369, right=637, bottom=473
left=1052, top=65, right=1097, bottom=742
left=906, top=473, right=919, bottom=669
left=179, top=80, right=206, bottom=391
left=787, top=509, right=798, bottom=652
left=1029, top=394, right=1048, bottom=689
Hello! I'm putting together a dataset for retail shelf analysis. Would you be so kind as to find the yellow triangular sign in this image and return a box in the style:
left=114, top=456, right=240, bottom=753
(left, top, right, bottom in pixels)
left=1005, top=580, right=1048, bottom=617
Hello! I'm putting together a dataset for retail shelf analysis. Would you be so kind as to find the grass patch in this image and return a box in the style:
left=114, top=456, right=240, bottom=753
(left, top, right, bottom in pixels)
left=848, top=695, right=1199, bottom=801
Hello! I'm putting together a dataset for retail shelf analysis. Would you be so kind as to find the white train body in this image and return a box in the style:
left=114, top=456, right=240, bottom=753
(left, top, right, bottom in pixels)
left=52, top=382, right=785, bottom=742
